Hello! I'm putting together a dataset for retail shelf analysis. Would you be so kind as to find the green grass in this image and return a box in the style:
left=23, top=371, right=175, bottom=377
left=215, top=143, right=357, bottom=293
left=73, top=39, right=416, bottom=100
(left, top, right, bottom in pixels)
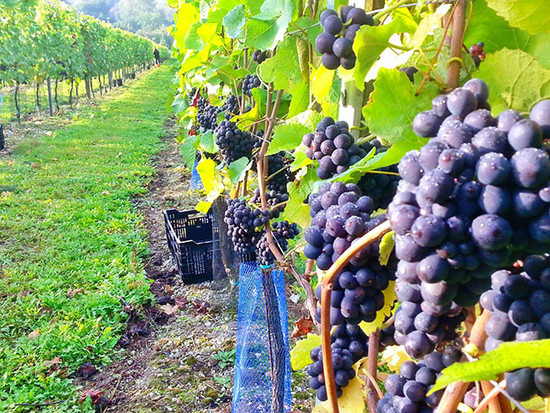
left=0, top=65, right=174, bottom=412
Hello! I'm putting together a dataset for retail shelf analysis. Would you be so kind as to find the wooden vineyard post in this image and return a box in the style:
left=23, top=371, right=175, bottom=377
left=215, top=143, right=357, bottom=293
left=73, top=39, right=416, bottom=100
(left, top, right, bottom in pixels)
left=261, top=267, right=286, bottom=413
left=47, top=78, right=54, bottom=116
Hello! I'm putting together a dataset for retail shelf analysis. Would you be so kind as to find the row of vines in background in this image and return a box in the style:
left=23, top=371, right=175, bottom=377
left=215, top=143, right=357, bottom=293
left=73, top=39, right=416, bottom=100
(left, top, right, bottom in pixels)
left=0, top=0, right=168, bottom=118
left=169, top=0, right=550, bottom=412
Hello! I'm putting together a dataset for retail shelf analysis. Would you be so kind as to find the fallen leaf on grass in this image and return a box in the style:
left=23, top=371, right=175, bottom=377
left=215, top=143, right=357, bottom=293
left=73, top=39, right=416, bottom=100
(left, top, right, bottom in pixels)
left=128, top=321, right=151, bottom=336
left=291, top=317, right=314, bottom=338
left=28, top=330, right=40, bottom=340
left=30, top=163, right=40, bottom=169
left=159, top=304, right=179, bottom=316
left=79, top=389, right=103, bottom=404
left=192, top=299, right=210, bottom=314
left=44, top=356, right=62, bottom=367
left=67, top=288, right=84, bottom=298
left=77, top=362, right=98, bottom=379
left=174, top=296, right=188, bottom=308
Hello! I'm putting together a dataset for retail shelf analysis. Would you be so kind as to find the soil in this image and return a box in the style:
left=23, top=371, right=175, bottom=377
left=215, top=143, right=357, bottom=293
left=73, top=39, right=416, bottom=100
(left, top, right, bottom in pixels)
left=80, top=119, right=316, bottom=413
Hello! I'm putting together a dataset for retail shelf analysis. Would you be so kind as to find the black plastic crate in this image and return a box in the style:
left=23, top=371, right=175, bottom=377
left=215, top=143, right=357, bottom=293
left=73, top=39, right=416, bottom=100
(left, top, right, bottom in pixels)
left=164, top=209, right=219, bottom=283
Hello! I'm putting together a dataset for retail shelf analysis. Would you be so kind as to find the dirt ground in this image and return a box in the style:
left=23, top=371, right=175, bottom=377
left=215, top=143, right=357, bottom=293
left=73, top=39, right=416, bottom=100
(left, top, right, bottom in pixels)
left=80, top=120, right=316, bottom=413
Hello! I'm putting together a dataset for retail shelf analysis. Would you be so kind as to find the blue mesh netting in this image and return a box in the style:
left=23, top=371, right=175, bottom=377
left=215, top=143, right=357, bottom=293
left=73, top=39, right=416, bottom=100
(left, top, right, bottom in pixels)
left=232, top=262, right=292, bottom=412
left=190, top=157, right=203, bottom=190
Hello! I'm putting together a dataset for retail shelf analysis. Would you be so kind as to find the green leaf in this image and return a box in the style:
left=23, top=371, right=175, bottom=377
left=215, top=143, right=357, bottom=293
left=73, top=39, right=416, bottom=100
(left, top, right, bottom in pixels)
left=485, top=0, right=550, bottom=36
left=287, top=81, right=310, bottom=118
left=363, top=68, right=436, bottom=149
left=432, top=339, right=550, bottom=393
left=180, top=141, right=197, bottom=170
left=268, top=110, right=324, bottom=155
left=245, top=0, right=297, bottom=50
left=290, top=333, right=321, bottom=370
left=223, top=5, right=247, bottom=39
left=379, top=231, right=395, bottom=266
left=407, top=4, right=451, bottom=50
left=200, top=131, right=218, bottom=154
left=353, top=13, right=416, bottom=90
left=171, top=94, right=189, bottom=114
left=464, top=0, right=550, bottom=70
left=185, top=22, right=204, bottom=51
left=258, top=37, right=302, bottom=90
left=290, top=146, right=313, bottom=172
left=284, top=167, right=317, bottom=228
left=477, top=48, right=550, bottom=114
left=228, top=157, right=251, bottom=183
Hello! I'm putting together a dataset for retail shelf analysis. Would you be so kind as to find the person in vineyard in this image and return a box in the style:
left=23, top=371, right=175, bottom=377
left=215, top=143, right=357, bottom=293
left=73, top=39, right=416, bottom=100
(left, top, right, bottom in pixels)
left=154, top=48, right=160, bottom=66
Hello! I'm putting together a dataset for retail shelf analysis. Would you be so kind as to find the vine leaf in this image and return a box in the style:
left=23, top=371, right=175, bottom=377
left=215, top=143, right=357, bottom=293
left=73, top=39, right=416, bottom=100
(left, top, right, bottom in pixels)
left=431, top=339, right=550, bottom=393
left=200, top=130, right=218, bottom=154
left=363, top=68, right=435, bottom=149
left=245, top=0, right=297, bottom=50
left=313, top=364, right=365, bottom=413
left=258, top=37, right=302, bottom=91
left=477, top=48, right=550, bottom=114
left=227, top=157, right=251, bottom=183
left=290, top=333, right=321, bottom=370
left=173, top=3, right=200, bottom=51
left=407, top=4, right=451, bottom=50
left=360, top=281, right=396, bottom=336
left=381, top=345, right=412, bottom=373
left=379, top=231, right=395, bottom=266
left=485, top=0, right=550, bottom=36
left=353, top=13, right=416, bottom=90
left=464, top=0, right=550, bottom=70
left=223, top=5, right=246, bottom=39
left=284, top=167, right=317, bottom=228
left=268, top=110, right=324, bottom=155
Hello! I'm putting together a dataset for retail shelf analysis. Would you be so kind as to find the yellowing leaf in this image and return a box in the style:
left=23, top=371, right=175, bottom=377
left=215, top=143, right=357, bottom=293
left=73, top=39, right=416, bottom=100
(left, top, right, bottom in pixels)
left=360, top=281, right=397, bottom=336
left=313, top=366, right=366, bottom=413
left=381, top=345, right=412, bottom=373
left=407, top=4, right=451, bottom=49
left=379, top=231, right=395, bottom=266
left=311, top=64, right=335, bottom=101
left=174, top=4, right=200, bottom=51
left=290, top=333, right=321, bottom=371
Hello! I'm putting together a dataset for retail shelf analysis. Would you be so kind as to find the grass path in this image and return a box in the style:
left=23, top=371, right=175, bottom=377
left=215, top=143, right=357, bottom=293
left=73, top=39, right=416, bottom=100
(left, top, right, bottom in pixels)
left=0, top=65, right=174, bottom=412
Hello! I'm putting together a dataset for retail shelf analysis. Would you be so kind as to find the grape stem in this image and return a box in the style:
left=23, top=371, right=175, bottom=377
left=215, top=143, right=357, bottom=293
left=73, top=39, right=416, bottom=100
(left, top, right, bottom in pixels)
left=446, top=0, right=466, bottom=89
left=366, top=330, right=381, bottom=413
left=415, top=0, right=458, bottom=96
left=255, top=85, right=319, bottom=327
left=436, top=310, right=490, bottom=412
left=320, top=219, right=392, bottom=413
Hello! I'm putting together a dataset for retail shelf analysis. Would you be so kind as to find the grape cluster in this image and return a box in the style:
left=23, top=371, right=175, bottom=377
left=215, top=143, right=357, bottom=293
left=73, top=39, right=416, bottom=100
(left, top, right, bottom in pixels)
left=378, top=348, right=462, bottom=413
left=305, top=182, right=398, bottom=326
left=256, top=221, right=299, bottom=266
left=480, top=256, right=550, bottom=401
left=389, top=78, right=550, bottom=357
left=356, top=139, right=400, bottom=210
left=215, top=120, right=258, bottom=164
left=252, top=50, right=268, bottom=64
left=196, top=97, right=220, bottom=131
left=224, top=198, right=266, bottom=256
left=469, top=42, right=485, bottom=67
left=251, top=153, right=291, bottom=211
left=316, top=8, right=374, bottom=70
left=196, top=95, right=240, bottom=131
left=222, top=95, right=240, bottom=120
left=243, top=75, right=261, bottom=96
left=307, top=323, right=368, bottom=401
left=302, top=117, right=369, bottom=179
